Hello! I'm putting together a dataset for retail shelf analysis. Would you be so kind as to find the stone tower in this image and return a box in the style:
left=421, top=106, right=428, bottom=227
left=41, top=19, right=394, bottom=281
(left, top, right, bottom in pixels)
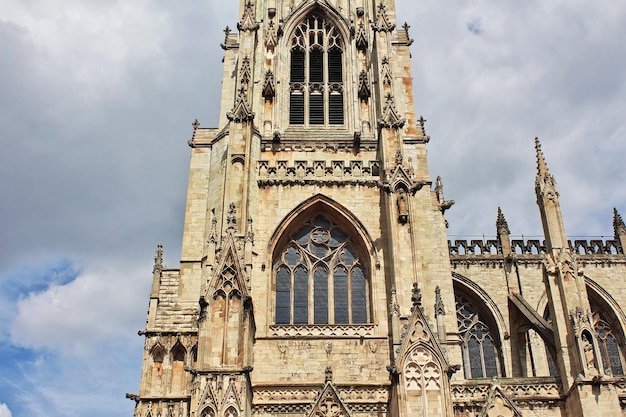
left=128, top=1, right=626, bottom=416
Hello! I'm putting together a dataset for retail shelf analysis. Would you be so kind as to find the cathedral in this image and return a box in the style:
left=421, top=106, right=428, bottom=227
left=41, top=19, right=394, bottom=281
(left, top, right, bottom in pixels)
left=127, top=1, right=626, bottom=416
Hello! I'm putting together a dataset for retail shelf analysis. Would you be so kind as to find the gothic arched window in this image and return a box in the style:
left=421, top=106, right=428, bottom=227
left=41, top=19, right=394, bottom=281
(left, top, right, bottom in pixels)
left=587, top=289, right=626, bottom=376
left=275, top=215, right=369, bottom=324
left=456, top=293, right=503, bottom=378
left=289, top=13, right=344, bottom=126
left=591, top=312, right=625, bottom=376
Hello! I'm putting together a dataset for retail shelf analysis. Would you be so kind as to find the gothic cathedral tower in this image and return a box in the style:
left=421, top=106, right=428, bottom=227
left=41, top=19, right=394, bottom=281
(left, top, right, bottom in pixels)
left=129, top=1, right=626, bottom=416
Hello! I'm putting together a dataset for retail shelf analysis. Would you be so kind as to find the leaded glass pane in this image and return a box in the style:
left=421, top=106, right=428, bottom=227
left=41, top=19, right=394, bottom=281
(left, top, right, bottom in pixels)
left=314, top=267, right=328, bottom=324
left=468, top=338, right=482, bottom=378
left=607, top=335, right=623, bottom=375
left=284, top=247, right=300, bottom=266
left=351, top=266, right=367, bottom=323
left=294, top=266, right=308, bottom=324
left=334, top=266, right=349, bottom=324
left=483, top=337, right=498, bottom=377
left=276, top=266, right=291, bottom=324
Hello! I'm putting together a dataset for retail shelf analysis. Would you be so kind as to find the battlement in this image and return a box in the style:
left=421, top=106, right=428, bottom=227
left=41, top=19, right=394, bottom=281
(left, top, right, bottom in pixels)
left=448, top=237, right=623, bottom=256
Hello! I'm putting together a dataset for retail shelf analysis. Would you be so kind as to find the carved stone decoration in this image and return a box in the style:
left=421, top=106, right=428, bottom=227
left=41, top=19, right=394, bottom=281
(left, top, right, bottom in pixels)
left=239, top=56, right=251, bottom=87
left=227, top=88, right=255, bottom=123
left=478, top=383, right=523, bottom=417
left=378, top=93, right=405, bottom=129
left=305, top=381, right=351, bottom=417
left=435, top=176, right=455, bottom=214
left=404, top=346, right=442, bottom=392
left=262, top=70, right=276, bottom=100
left=265, top=21, right=278, bottom=49
left=434, top=286, right=445, bottom=317
left=390, top=287, right=400, bottom=317
left=355, top=22, right=368, bottom=51
left=226, top=202, right=237, bottom=229
left=381, top=57, right=393, bottom=86
left=357, top=70, right=371, bottom=101
left=397, top=188, right=409, bottom=224
left=372, top=3, right=395, bottom=32
left=411, top=282, right=423, bottom=313
left=237, top=1, right=259, bottom=32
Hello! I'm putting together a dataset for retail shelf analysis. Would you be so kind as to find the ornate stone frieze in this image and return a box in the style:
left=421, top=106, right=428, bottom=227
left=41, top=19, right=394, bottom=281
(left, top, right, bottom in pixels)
left=268, top=324, right=376, bottom=337
left=451, top=379, right=562, bottom=403
left=257, top=159, right=380, bottom=181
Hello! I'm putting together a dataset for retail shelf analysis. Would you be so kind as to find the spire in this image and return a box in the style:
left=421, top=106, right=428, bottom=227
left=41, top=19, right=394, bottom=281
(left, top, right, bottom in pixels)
left=496, top=207, right=510, bottom=235
left=614, top=208, right=626, bottom=238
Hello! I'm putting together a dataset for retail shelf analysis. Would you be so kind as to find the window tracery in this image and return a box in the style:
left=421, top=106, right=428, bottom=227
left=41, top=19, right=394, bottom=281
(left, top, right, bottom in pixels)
left=289, top=13, right=344, bottom=126
left=593, top=312, right=624, bottom=375
left=275, top=215, right=369, bottom=325
left=456, top=293, right=502, bottom=378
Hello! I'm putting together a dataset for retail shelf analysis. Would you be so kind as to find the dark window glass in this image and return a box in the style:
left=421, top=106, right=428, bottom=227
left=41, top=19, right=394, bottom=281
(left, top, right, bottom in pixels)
left=294, top=266, right=308, bottom=324
left=328, top=93, right=344, bottom=125
left=483, top=337, right=498, bottom=377
left=607, top=335, right=624, bottom=375
left=328, top=49, right=342, bottom=82
left=309, top=49, right=324, bottom=83
left=290, top=50, right=305, bottom=82
left=334, top=266, right=349, bottom=324
left=290, top=93, right=305, bottom=125
left=351, top=266, right=367, bottom=323
left=275, top=266, right=291, bottom=324
left=309, top=93, right=324, bottom=125
left=468, top=338, right=482, bottom=378
left=314, top=267, right=328, bottom=324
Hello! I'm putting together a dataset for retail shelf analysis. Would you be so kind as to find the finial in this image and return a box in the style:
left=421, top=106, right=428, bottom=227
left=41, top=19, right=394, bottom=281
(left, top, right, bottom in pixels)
left=411, top=282, right=423, bottom=313
left=325, top=366, right=333, bottom=382
left=435, top=286, right=445, bottom=316
left=535, top=137, right=549, bottom=178
left=496, top=207, right=510, bottom=235
left=223, top=26, right=231, bottom=42
left=227, top=202, right=237, bottom=230
left=153, top=243, right=164, bottom=274
left=192, top=119, right=200, bottom=131
left=614, top=208, right=626, bottom=238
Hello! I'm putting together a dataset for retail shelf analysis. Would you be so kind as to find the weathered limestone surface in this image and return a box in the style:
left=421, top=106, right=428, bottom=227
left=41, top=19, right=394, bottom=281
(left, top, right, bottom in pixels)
left=129, top=1, right=626, bottom=417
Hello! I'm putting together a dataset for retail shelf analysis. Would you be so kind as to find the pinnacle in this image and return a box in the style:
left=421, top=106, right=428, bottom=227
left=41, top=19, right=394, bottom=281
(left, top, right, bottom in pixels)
left=496, top=207, right=510, bottom=235
left=614, top=208, right=626, bottom=237
left=535, top=137, right=549, bottom=178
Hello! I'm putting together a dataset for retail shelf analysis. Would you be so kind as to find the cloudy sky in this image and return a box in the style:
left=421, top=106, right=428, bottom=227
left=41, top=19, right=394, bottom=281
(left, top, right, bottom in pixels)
left=1, top=0, right=625, bottom=416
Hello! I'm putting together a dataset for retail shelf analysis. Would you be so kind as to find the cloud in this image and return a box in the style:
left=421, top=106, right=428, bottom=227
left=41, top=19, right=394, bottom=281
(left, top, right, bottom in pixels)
left=10, top=265, right=150, bottom=356
left=0, top=0, right=625, bottom=416
left=0, top=404, right=11, bottom=417
left=466, top=18, right=483, bottom=35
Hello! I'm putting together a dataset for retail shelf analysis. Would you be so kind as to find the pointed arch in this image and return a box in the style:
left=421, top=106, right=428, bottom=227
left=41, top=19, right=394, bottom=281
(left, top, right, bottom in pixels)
left=586, top=277, right=626, bottom=376
left=170, top=340, right=187, bottom=393
left=279, top=2, right=352, bottom=129
left=269, top=195, right=375, bottom=325
left=149, top=343, right=166, bottom=393
left=452, top=273, right=506, bottom=378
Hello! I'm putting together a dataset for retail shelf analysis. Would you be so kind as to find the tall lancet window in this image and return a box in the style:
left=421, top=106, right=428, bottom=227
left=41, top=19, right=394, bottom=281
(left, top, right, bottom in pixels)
left=289, top=13, right=344, bottom=126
